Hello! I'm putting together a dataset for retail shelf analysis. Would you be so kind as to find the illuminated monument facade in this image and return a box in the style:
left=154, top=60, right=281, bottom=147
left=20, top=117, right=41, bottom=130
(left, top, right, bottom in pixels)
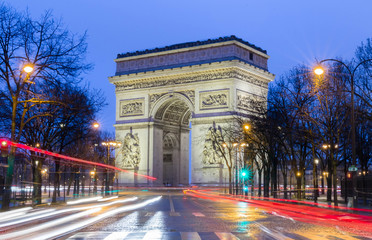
left=109, top=36, right=274, bottom=186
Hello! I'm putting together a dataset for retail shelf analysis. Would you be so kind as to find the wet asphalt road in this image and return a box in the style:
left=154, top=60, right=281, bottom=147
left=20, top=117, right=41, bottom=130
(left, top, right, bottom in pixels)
left=65, top=190, right=371, bottom=240
left=1, top=190, right=371, bottom=240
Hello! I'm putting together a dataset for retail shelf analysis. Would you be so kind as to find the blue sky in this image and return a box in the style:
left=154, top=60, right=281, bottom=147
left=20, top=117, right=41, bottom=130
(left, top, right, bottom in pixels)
left=5, top=0, right=372, bottom=132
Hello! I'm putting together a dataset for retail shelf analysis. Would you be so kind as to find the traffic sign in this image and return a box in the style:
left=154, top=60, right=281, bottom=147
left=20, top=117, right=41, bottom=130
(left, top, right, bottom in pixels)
left=348, top=165, right=358, bottom=172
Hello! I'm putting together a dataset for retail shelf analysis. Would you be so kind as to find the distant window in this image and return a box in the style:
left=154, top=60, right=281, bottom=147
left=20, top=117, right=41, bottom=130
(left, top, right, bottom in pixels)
left=249, top=52, right=254, bottom=61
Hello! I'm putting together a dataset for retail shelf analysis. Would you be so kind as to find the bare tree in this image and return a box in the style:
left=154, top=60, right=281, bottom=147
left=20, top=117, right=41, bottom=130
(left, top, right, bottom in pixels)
left=0, top=4, right=90, bottom=209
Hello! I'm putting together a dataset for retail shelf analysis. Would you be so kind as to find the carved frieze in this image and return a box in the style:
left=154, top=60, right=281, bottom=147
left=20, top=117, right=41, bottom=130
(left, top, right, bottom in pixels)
left=119, top=132, right=141, bottom=169
left=119, top=98, right=145, bottom=117
left=199, top=89, right=229, bottom=110
left=202, top=128, right=223, bottom=166
left=237, top=89, right=265, bottom=111
left=237, top=90, right=252, bottom=110
left=115, top=68, right=269, bottom=92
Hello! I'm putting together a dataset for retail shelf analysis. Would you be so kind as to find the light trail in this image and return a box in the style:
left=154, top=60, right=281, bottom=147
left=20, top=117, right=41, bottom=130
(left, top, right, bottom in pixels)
left=32, top=196, right=162, bottom=240
left=184, top=190, right=372, bottom=237
left=0, top=197, right=138, bottom=228
left=0, top=139, right=156, bottom=180
left=0, top=208, right=102, bottom=240
left=67, top=196, right=103, bottom=205
left=98, top=196, right=119, bottom=201
left=0, top=207, right=32, bottom=221
left=0, top=209, right=56, bottom=226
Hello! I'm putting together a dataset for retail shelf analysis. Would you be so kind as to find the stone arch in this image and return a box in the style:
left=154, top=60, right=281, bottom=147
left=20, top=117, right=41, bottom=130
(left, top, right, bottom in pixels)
left=150, top=92, right=195, bottom=123
left=150, top=92, right=193, bottom=186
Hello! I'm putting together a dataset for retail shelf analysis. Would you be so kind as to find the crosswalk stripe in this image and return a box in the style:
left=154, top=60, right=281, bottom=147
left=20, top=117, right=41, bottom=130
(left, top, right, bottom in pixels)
left=215, top=232, right=240, bottom=240
left=143, top=230, right=163, bottom=239
left=68, top=231, right=240, bottom=240
left=180, top=232, right=202, bottom=240
left=104, top=232, right=129, bottom=240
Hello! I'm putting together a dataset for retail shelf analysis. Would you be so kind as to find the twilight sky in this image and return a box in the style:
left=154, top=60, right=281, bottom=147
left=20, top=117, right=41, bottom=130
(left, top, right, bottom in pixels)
left=5, top=0, right=372, bottom=132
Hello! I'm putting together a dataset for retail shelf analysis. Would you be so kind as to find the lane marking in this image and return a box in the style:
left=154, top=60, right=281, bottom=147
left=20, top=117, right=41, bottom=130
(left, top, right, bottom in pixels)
left=180, top=232, right=202, bottom=240
left=215, top=232, right=240, bottom=240
left=169, top=195, right=176, bottom=212
left=169, top=195, right=180, bottom=216
left=192, top=212, right=205, bottom=217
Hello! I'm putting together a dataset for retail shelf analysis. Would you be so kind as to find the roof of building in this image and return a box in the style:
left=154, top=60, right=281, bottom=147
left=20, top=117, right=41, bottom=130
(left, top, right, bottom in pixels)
left=116, top=35, right=267, bottom=59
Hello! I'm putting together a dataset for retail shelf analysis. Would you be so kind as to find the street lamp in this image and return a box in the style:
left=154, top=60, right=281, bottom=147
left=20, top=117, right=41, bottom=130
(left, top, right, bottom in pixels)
left=313, top=159, right=319, bottom=202
left=23, top=65, right=34, bottom=73
left=314, top=58, right=372, bottom=207
left=2, top=64, right=35, bottom=210
left=101, top=141, right=122, bottom=195
left=92, top=122, right=100, bottom=129
left=89, top=170, right=95, bottom=195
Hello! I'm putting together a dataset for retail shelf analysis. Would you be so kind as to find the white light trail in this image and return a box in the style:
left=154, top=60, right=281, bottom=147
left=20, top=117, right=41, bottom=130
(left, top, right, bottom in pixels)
left=34, top=196, right=162, bottom=240
left=98, top=196, right=119, bottom=201
left=0, top=207, right=32, bottom=221
left=0, top=208, right=101, bottom=240
left=66, top=196, right=103, bottom=205
left=0, top=209, right=56, bottom=227
left=0, top=197, right=138, bottom=228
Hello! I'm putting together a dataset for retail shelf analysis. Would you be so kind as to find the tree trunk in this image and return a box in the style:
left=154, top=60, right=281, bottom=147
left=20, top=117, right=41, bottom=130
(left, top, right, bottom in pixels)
left=228, top=167, right=232, bottom=194
left=283, top=173, right=288, bottom=199
left=52, top=161, right=60, bottom=203
left=264, top=167, right=270, bottom=198
left=33, top=158, right=42, bottom=205
left=296, top=175, right=301, bottom=199
left=1, top=147, right=16, bottom=210
left=326, top=174, right=332, bottom=202
left=333, top=165, right=338, bottom=206
left=258, top=170, right=262, bottom=197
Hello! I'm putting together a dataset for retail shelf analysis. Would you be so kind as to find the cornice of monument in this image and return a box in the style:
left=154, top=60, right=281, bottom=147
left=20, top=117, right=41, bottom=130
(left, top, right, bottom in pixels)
left=109, top=60, right=275, bottom=92
left=115, top=35, right=268, bottom=61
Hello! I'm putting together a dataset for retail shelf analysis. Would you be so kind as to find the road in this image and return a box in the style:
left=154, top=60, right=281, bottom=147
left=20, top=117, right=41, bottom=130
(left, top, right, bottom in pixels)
left=0, top=189, right=371, bottom=239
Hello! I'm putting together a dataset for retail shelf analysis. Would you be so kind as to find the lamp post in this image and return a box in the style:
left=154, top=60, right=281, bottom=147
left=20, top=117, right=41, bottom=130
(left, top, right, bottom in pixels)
left=101, top=141, right=121, bottom=196
left=314, top=58, right=372, bottom=207
left=89, top=170, right=95, bottom=195
left=2, top=65, right=34, bottom=210
left=314, top=159, right=319, bottom=203
left=233, top=142, right=239, bottom=195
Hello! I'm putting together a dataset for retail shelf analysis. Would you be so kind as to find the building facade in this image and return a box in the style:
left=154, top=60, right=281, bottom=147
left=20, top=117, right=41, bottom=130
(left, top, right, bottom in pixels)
left=109, top=36, right=274, bottom=186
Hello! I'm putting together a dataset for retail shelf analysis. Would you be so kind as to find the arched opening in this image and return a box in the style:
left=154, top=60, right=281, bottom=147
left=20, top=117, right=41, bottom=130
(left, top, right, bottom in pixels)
left=153, top=95, right=192, bottom=186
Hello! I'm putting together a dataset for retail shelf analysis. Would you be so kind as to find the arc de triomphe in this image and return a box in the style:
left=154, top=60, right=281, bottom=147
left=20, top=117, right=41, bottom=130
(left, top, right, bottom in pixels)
left=109, top=36, right=274, bottom=186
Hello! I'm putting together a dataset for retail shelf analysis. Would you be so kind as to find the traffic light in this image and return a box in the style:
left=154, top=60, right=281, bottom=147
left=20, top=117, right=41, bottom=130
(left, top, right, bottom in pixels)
left=241, top=169, right=249, bottom=179
left=1, top=140, right=9, bottom=157
left=243, top=185, right=248, bottom=192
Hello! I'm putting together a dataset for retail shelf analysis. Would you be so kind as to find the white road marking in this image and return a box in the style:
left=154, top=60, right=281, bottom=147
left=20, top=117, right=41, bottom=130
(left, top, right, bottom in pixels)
left=169, top=195, right=176, bottom=212
left=143, top=230, right=163, bottom=239
left=181, top=232, right=202, bottom=240
left=169, top=195, right=181, bottom=216
left=103, top=232, right=129, bottom=239
left=215, top=232, right=240, bottom=240
left=192, top=212, right=205, bottom=217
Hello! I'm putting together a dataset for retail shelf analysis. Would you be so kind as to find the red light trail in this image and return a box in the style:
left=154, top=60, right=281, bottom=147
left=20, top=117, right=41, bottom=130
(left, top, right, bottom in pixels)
left=184, top=189, right=372, bottom=237
left=0, top=139, right=156, bottom=181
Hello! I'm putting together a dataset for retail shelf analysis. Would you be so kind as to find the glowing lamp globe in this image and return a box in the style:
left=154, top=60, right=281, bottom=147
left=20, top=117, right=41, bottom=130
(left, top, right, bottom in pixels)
left=314, top=67, right=324, bottom=75
left=23, top=65, right=34, bottom=73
